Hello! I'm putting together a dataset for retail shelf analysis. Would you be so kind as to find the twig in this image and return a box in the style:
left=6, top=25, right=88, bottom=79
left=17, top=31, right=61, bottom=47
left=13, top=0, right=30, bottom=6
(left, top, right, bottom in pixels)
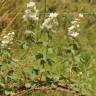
left=14, top=86, right=83, bottom=96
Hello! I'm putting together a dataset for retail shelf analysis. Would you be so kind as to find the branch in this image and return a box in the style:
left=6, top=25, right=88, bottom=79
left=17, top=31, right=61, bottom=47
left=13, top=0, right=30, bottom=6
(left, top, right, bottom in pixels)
left=14, top=86, right=84, bottom=96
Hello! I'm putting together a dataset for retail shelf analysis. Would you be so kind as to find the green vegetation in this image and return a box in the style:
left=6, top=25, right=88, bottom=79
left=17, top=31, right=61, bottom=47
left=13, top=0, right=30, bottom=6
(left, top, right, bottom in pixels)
left=0, top=0, right=96, bottom=96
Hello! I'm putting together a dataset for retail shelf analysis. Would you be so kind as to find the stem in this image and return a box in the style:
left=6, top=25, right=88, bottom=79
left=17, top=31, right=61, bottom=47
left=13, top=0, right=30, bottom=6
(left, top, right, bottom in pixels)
left=14, top=86, right=82, bottom=96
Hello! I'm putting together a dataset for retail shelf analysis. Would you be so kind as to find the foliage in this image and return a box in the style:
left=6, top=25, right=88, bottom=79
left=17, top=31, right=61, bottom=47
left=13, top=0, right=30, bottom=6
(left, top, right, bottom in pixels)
left=0, top=0, right=96, bottom=96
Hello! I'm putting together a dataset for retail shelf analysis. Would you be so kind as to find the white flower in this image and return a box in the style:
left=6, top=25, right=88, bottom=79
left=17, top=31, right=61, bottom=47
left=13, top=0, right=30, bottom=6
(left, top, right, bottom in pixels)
left=23, top=1, right=39, bottom=21
left=25, top=30, right=35, bottom=36
left=27, top=1, right=35, bottom=8
left=78, top=72, right=83, bottom=76
left=25, top=9, right=31, bottom=14
left=23, top=15, right=28, bottom=21
left=75, top=18, right=80, bottom=21
left=67, top=13, right=83, bottom=38
left=68, top=31, right=79, bottom=37
left=76, top=24, right=80, bottom=28
left=68, top=25, right=75, bottom=31
left=25, top=30, right=32, bottom=34
left=41, top=12, right=58, bottom=30
left=49, top=12, right=58, bottom=18
left=79, top=13, right=84, bottom=18
left=79, top=72, right=82, bottom=75
left=41, top=18, right=52, bottom=29
left=1, top=40, right=9, bottom=44
left=11, top=32, right=15, bottom=35
left=3, top=35, right=8, bottom=39
left=25, top=83, right=31, bottom=88
left=30, top=14, right=38, bottom=21
left=71, top=20, right=77, bottom=24
left=1, top=32, right=15, bottom=48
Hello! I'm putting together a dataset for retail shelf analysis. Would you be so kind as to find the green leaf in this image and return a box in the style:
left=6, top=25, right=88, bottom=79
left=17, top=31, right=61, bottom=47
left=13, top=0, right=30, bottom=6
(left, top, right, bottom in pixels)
left=5, top=90, right=15, bottom=96
left=81, top=50, right=90, bottom=64
left=40, top=59, right=46, bottom=66
left=47, top=58, right=54, bottom=65
left=72, top=66, right=80, bottom=73
left=35, top=53, right=43, bottom=60
left=22, top=43, right=28, bottom=50
left=48, top=48, right=53, bottom=54
left=46, top=76, right=54, bottom=85
left=7, top=70, right=14, bottom=76
left=5, top=90, right=11, bottom=96
left=32, top=68, right=39, bottom=75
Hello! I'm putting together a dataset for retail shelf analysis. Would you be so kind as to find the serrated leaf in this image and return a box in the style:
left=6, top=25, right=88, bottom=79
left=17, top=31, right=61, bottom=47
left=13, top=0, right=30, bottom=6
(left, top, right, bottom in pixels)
left=35, top=53, right=43, bottom=60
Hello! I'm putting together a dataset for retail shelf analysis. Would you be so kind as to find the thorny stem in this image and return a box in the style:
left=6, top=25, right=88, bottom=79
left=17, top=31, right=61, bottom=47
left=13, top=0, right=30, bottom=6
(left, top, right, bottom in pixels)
left=14, top=86, right=84, bottom=96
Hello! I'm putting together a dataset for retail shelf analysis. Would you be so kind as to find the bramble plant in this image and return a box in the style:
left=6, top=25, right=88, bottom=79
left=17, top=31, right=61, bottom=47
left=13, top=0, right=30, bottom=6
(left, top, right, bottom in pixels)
left=0, top=0, right=96, bottom=96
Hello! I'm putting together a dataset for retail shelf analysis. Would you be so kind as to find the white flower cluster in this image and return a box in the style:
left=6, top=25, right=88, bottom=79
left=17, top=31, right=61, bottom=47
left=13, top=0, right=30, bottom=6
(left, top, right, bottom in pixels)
left=68, top=13, right=84, bottom=37
left=41, top=12, right=58, bottom=30
left=23, top=1, right=39, bottom=21
left=0, top=32, right=15, bottom=48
